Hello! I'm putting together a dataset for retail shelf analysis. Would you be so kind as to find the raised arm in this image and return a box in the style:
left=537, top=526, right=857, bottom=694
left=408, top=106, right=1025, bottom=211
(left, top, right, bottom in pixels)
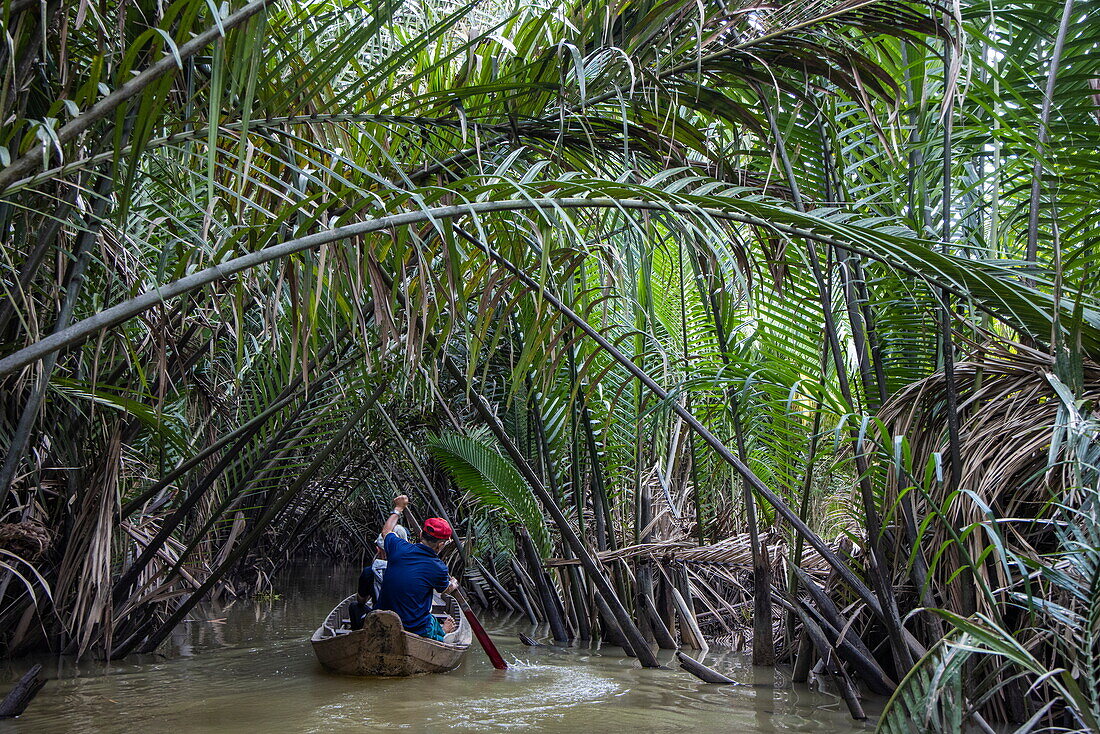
left=380, top=494, right=409, bottom=538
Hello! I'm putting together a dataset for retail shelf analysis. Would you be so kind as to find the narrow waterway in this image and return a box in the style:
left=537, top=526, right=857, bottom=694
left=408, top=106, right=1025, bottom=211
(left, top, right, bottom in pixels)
left=1, top=566, right=877, bottom=733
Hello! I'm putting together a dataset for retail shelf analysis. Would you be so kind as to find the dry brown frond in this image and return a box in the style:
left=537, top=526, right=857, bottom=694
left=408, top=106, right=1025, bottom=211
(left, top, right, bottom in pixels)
left=548, top=530, right=832, bottom=584
left=0, top=520, right=53, bottom=560
left=53, top=432, right=123, bottom=658
left=878, top=342, right=1100, bottom=615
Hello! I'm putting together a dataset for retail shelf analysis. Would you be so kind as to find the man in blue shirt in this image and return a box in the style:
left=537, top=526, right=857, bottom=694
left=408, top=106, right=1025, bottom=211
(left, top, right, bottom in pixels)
left=347, top=524, right=408, bottom=631
left=375, top=494, right=458, bottom=640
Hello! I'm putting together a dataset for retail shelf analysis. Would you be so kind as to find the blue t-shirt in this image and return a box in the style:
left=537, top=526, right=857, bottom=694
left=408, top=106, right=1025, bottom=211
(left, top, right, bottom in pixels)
left=376, top=534, right=450, bottom=636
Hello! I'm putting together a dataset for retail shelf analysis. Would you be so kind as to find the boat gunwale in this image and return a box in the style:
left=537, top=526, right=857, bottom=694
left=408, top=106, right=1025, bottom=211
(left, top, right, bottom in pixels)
left=310, top=594, right=472, bottom=653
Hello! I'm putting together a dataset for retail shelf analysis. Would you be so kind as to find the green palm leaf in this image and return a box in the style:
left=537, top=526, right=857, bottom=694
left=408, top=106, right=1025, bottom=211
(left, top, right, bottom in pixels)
left=427, top=428, right=552, bottom=558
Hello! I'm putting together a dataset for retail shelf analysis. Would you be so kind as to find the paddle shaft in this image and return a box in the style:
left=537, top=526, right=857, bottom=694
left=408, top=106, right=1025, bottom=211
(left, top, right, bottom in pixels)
left=453, top=587, right=507, bottom=670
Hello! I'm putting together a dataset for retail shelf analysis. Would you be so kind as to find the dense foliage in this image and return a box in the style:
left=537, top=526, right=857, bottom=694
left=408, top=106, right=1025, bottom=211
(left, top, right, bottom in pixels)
left=0, top=0, right=1097, bottom=728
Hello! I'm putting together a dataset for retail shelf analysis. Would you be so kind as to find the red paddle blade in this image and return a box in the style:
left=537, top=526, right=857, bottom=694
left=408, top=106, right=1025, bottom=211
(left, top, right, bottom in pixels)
left=462, top=608, right=508, bottom=670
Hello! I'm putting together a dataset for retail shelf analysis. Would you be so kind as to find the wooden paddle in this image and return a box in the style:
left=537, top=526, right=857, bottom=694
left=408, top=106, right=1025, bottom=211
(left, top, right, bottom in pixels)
left=453, top=587, right=508, bottom=670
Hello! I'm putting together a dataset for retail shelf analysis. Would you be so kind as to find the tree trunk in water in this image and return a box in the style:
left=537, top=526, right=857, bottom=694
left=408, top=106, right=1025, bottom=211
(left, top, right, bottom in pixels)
left=634, top=561, right=657, bottom=644
left=750, top=93, right=916, bottom=674
left=117, top=382, right=389, bottom=658
left=593, top=591, right=633, bottom=654
left=751, top=544, right=775, bottom=665
left=566, top=564, right=591, bottom=641
left=791, top=632, right=814, bottom=683
left=641, top=586, right=678, bottom=649
left=789, top=565, right=894, bottom=694
left=657, top=565, right=677, bottom=642
left=451, top=227, right=892, bottom=646
left=792, top=604, right=866, bottom=721
left=671, top=586, right=706, bottom=651
left=517, top=526, right=571, bottom=643
left=474, top=558, right=525, bottom=616
left=510, top=558, right=541, bottom=625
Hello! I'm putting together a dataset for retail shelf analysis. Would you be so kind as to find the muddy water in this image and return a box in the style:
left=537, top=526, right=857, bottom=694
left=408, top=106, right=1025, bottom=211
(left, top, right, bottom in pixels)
left=0, top=566, right=876, bottom=733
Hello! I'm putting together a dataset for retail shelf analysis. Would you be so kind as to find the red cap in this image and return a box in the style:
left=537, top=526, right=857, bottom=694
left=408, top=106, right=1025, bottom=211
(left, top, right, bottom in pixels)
left=422, top=518, right=452, bottom=540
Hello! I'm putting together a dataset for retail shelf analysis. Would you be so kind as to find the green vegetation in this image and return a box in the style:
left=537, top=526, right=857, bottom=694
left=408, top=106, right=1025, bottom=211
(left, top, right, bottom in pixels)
left=0, top=0, right=1096, bottom=729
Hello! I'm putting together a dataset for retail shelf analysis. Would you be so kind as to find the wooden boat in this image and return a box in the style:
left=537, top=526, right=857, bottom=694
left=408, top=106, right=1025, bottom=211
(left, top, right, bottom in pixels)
left=311, top=595, right=472, bottom=676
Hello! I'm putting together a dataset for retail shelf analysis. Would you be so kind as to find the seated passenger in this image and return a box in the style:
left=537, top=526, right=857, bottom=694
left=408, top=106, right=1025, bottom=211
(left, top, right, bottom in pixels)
left=375, top=494, right=459, bottom=641
left=367, top=524, right=409, bottom=602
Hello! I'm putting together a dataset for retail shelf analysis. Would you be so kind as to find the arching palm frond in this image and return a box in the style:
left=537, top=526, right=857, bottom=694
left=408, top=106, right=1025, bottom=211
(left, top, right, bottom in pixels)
left=427, top=428, right=552, bottom=557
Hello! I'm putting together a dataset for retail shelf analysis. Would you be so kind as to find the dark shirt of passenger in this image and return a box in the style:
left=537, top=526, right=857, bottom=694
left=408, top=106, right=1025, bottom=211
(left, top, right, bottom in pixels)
left=375, top=533, right=449, bottom=636
left=357, top=566, right=373, bottom=601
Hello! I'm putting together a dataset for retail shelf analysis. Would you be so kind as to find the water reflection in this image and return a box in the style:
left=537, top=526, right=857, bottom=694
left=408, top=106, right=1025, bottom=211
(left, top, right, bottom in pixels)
left=0, top=566, right=876, bottom=733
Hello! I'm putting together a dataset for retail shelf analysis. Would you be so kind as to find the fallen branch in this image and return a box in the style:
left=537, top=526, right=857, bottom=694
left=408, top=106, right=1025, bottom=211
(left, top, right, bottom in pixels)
left=676, top=652, right=737, bottom=684
left=791, top=604, right=866, bottom=720
left=671, top=587, right=708, bottom=652
left=0, top=664, right=46, bottom=718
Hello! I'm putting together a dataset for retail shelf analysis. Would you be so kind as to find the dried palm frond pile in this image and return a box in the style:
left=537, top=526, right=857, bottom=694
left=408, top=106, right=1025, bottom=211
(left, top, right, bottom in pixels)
left=877, top=363, right=1100, bottom=732
left=878, top=343, right=1100, bottom=614
left=547, top=532, right=830, bottom=582
left=0, top=521, right=52, bottom=561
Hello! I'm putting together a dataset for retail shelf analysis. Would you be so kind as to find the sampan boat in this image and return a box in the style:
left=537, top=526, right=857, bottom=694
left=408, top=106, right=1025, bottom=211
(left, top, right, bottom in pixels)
left=310, top=595, right=472, bottom=676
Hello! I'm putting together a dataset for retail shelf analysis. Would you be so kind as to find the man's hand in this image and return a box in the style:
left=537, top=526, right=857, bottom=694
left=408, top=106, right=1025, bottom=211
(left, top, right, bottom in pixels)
left=380, top=495, right=409, bottom=542
left=444, top=576, right=459, bottom=595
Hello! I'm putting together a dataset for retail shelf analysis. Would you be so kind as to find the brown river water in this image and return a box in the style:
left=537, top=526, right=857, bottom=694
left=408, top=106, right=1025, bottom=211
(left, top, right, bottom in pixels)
left=0, top=565, right=877, bottom=733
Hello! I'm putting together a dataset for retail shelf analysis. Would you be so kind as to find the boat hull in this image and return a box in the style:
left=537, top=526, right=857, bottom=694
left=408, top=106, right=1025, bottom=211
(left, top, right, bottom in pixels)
left=311, top=596, right=471, bottom=676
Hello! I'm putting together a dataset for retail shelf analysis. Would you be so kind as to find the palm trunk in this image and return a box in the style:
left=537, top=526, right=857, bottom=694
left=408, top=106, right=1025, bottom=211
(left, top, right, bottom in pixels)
left=692, top=244, right=774, bottom=664
left=580, top=400, right=613, bottom=552
left=753, top=86, right=916, bottom=674
left=517, top=525, right=571, bottom=643
left=528, top=402, right=574, bottom=642
left=439, top=354, right=660, bottom=667
left=117, top=381, right=388, bottom=658
left=451, top=227, right=890, bottom=638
